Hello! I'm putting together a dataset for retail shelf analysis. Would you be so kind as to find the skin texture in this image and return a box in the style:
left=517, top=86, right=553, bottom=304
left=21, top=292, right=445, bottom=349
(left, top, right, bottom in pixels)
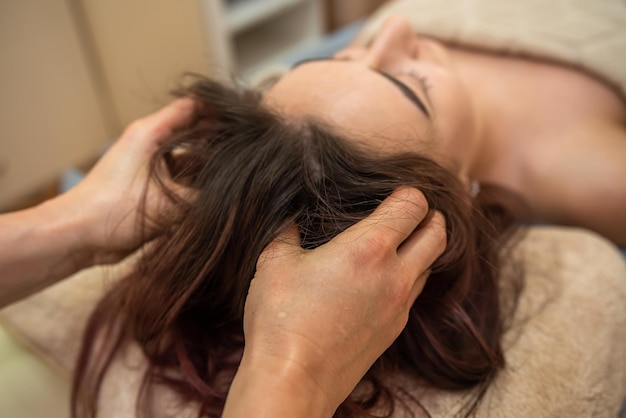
left=224, top=190, right=446, bottom=418
left=0, top=97, right=446, bottom=418
left=0, top=98, right=196, bottom=308
left=74, top=78, right=500, bottom=418
left=4, top=13, right=624, bottom=418
left=265, top=16, right=626, bottom=245
left=264, top=16, right=482, bottom=186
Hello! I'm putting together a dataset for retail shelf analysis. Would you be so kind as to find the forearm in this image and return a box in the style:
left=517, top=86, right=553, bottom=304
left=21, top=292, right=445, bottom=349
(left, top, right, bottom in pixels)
left=222, top=351, right=335, bottom=418
left=0, top=196, right=92, bottom=308
left=0, top=99, right=196, bottom=309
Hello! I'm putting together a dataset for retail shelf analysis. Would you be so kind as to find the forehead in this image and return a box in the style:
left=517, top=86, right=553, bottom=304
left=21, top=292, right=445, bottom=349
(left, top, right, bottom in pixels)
left=263, top=61, right=429, bottom=151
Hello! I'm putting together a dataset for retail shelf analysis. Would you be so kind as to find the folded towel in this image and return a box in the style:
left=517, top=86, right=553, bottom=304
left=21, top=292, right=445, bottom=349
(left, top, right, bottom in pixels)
left=352, top=0, right=626, bottom=100
left=1, top=227, right=625, bottom=417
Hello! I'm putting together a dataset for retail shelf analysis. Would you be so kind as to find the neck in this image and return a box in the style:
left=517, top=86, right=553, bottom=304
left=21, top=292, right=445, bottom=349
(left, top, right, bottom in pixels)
left=449, top=47, right=526, bottom=186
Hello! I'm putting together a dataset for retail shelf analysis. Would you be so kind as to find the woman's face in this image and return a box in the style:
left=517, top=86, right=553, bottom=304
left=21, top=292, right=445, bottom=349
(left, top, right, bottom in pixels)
left=264, top=16, right=480, bottom=182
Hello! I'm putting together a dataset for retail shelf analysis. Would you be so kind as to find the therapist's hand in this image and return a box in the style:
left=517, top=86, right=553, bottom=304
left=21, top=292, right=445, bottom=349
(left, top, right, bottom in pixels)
left=0, top=98, right=197, bottom=308
left=52, top=98, right=196, bottom=265
left=223, top=188, right=447, bottom=418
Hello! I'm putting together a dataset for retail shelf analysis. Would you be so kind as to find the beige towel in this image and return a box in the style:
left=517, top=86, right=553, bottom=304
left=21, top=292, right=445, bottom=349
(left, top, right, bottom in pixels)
left=1, top=227, right=625, bottom=417
left=352, top=0, right=626, bottom=100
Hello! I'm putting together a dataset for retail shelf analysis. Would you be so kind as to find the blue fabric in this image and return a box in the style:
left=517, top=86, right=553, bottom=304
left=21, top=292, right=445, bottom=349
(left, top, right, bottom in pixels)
left=60, top=168, right=85, bottom=193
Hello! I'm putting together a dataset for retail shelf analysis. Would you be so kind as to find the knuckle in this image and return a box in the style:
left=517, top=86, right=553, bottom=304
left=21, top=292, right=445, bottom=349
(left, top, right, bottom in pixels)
left=356, top=233, right=394, bottom=264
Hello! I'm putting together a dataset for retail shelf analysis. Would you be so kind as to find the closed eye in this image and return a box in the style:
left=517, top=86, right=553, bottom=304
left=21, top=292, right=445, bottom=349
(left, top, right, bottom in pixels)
left=291, top=56, right=432, bottom=119
left=403, top=70, right=432, bottom=98
left=377, top=72, right=431, bottom=118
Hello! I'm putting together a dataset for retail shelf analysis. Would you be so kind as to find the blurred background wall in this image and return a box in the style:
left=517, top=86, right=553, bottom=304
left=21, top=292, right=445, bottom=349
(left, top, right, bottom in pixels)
left=0, top=0, right=386, bottom=211
left=325, top=0, right=387, bottom=30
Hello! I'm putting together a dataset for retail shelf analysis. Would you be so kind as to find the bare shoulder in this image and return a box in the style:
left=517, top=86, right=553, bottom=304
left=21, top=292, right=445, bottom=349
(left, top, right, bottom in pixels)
left=524, top=122, right=626, bottom=246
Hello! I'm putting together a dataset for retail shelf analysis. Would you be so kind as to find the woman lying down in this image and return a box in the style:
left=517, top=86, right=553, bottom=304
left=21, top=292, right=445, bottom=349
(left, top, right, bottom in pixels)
left=3, top=1, right=626, bottom=417
left=67, top=3, right=626, bottom=416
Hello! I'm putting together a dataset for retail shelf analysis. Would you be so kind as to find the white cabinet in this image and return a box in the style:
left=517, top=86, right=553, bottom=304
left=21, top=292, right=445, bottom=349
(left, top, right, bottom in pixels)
left=200, top=0, right=324, bottom=83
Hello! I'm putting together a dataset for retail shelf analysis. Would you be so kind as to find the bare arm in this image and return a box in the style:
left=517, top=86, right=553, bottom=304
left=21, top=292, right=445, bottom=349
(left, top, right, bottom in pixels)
left=0, top=197, right=94, bottom=307
left=223, top=188, right=447, bottom=418
left=0, top=98, right=195, bottom=309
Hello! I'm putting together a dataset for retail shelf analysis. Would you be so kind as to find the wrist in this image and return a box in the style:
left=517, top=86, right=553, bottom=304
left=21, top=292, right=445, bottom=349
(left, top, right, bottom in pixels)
left=36, top=194, right=95, bottom=270
left=0, top=195, right=95, bottom=307
left=223, top=350, right=336, bottom=418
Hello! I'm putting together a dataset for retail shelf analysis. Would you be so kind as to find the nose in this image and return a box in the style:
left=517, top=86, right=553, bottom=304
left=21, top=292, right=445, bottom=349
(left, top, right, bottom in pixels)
left=364, top=16, right=418, bottom=69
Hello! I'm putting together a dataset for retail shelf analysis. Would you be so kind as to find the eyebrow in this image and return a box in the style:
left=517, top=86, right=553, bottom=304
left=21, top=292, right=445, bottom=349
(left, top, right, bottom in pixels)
left=376, top=72, right=430, bottom=118
left=291, top=57, right=431, bottom=119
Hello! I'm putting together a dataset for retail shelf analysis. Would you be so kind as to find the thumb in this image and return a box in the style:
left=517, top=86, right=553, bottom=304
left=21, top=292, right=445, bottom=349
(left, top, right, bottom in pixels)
left=257, top=223, right=302, bottom=268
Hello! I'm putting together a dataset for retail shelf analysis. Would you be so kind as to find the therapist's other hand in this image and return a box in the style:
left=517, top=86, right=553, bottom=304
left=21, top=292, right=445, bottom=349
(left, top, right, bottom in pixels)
left=241, top=188, right=447, bottom=415
left=54, top=98, right=196, bottom=264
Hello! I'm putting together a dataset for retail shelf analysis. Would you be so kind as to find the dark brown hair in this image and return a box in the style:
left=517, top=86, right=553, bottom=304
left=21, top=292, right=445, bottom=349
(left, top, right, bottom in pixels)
left=72, top=76, right=523, bottom=418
